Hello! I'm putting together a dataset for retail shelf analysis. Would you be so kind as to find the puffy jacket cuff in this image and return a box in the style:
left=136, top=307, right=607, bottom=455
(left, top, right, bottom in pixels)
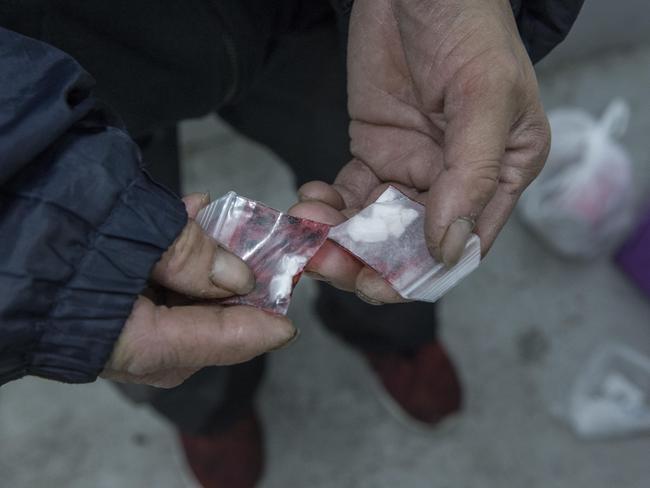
left=4, top=173, right=187, bottom=384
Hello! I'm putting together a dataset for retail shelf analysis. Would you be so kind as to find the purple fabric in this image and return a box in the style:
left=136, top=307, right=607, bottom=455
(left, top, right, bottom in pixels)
left=616, top=206, right=650, bottom=298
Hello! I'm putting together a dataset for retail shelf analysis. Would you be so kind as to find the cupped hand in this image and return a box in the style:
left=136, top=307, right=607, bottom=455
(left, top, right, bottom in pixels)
left=296, top=0, right=550, bottom=303
left=101, top=193, right=296, bottom=388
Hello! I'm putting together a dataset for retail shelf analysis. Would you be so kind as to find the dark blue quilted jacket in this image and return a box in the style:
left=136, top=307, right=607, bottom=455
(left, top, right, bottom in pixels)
left=0, top=28, right=187, bottom=384
left=0, top=0, right=583, bottom=386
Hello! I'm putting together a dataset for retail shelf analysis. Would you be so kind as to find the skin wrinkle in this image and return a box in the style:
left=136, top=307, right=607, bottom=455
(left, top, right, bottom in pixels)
left=350, top=76, right=424, bottom=128
left=350, top=114, right=436, bottom=141
left=348, top=121, right=442, bottom=193
left=374, top=140, right=434, bottom=189
left=350, top=121, right=435, bottom=168
left=117, top=299, right=160, bottom=375
left=165, top=224, right=195, bottom=276
left=421, top=14, right=475, bottom=91
left=334, top=159, right=380, bottom=208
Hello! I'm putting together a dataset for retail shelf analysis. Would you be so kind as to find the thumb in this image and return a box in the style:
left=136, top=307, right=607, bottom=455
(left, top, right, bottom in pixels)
left=426, top=82, right=514, bottom=266
left=151, top=193, right=254, bottom=298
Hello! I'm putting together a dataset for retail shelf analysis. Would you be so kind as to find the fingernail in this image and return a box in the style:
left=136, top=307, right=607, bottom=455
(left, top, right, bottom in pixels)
left=270, top=327, right=300, bottom=351
left=201, top=191, right=211, bottom=206
left=441, top=218, right=473, bottom=267
left=210, top=250, right=255, bottom=294
left=305, top=271, right=328, bottom=282
left=356, top=290, right=384, bottom=306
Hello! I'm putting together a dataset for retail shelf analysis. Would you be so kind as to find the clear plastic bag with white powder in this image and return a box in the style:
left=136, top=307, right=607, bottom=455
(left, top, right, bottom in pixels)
left=328, top=186, right=481, bottom=303
left=196, top=191, right=330, bottom=314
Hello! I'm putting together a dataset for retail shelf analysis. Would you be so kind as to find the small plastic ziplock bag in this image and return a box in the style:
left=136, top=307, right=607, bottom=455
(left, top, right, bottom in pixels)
left=518, top=99, right=635, bottom=259
left=196, top=191, right=330, bottom=314
left=327, top=186, right=481, bottom=303
left=556, top=344, right=650, bottom=440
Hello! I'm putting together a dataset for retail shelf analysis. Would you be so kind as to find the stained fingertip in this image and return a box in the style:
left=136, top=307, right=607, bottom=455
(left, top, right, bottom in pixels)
left=355, top=267, right=404, bottom=304
left=356, top=290, right=384, bottom=306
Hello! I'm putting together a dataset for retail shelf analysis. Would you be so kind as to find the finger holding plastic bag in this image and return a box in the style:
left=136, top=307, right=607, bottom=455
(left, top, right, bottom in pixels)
left=197, top=187, right=482, bottom=314
left=197, top=192, right=330, bottom=315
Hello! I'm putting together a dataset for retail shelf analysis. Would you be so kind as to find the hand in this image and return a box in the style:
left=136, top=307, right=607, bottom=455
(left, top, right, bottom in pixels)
left=101, top=193, right=296, bottom=388
left=295, top=0, right=550, bottom=303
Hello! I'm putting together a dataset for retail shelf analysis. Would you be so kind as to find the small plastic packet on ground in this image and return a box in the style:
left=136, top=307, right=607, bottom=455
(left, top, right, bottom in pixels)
left=196, top=191, right=330, bottom=314
left=556, top=344, right=650, bottom=439
left=518, top=99, right=635, bottom=259
left=327, top=186, right=481, bottom=303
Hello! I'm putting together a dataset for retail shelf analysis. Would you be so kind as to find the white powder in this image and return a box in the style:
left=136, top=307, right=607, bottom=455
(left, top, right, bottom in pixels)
left=347, top=202, right=419, bottom=243
left=269, top=254, right=305, bottom=300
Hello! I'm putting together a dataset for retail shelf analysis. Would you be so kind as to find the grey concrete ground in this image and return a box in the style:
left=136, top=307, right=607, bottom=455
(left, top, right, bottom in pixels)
left=2, top=43, right=650, bottom=488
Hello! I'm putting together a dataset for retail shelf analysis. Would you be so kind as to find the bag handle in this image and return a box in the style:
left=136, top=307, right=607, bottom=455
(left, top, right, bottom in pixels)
left=598, top=98, right=629, bottom=140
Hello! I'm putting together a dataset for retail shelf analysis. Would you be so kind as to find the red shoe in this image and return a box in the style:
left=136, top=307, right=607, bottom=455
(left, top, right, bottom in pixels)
left=363, top=341, right=463, bottom=429
left=179, top=409, right=264, bottom=488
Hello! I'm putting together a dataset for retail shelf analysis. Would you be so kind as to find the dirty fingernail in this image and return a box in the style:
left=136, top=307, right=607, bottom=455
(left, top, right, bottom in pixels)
left=201, top=191, right=211, bottom=205
left=441, top=218, right=473, bottom=267
left=210, top=248, right=255, bottom=294
left=356, top=290, right=384, bottom=306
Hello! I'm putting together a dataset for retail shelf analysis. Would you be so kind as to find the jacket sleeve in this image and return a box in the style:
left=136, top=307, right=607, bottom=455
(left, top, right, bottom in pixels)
left=510, top=0, right=585, bottom=63
left=0, top=28, right=187, bottom=385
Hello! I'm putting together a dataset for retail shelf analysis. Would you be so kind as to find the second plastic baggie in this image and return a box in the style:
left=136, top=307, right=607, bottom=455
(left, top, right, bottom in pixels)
left=196, top=192, right=330, bottom=315
left=328, top=186, right=481, bottom=303
left=518, top=99, right=635, bottom=259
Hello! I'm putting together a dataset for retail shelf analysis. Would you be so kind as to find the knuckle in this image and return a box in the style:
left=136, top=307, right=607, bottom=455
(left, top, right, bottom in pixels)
left=534, top=116, right=552, bottom=157
left=457, top=158, right=501, bottom=184
left=523, top=112, right=552, bottom=174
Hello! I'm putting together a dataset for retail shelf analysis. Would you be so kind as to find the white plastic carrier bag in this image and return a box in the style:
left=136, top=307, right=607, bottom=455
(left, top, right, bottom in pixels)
left=519, top=99, right=635, bottom=259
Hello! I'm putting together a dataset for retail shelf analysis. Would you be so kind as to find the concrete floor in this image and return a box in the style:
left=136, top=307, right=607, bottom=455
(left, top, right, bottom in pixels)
left=2, top=43, right=650, bottom=487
